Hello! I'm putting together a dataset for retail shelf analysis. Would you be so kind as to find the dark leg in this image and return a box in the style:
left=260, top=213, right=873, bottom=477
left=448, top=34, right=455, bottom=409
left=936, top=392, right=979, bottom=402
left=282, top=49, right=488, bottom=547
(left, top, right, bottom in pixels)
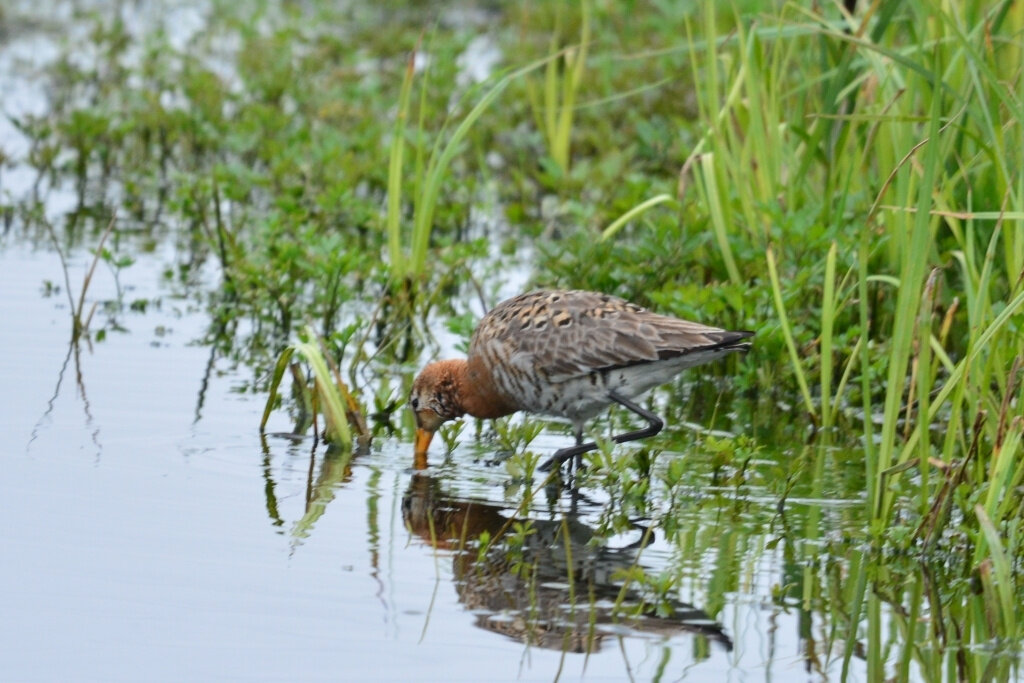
left=538, top=392, right=664, bottom=472
left=572, top=428, right=584, bottom=473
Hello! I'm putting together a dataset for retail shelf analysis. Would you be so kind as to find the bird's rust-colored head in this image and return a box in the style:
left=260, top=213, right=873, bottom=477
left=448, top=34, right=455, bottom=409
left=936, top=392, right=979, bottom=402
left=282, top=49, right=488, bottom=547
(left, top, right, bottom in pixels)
left=409, top=359, right=468, bottom=461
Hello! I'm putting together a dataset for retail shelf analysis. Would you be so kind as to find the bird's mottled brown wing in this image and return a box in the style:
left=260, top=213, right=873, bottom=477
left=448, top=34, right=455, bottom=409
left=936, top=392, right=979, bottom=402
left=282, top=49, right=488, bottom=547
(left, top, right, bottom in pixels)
left=470, top=290, right=751, bottom=383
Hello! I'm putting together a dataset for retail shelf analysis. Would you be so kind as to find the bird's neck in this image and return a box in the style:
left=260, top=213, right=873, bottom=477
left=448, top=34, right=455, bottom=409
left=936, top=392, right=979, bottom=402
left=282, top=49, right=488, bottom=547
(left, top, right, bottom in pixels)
left=450, top=356, right=519, bottom=420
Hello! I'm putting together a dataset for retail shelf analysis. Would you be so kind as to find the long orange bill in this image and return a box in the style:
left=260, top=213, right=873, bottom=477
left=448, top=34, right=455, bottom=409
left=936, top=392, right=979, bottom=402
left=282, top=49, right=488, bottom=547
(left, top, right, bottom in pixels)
left=414, top=428, right=435, bottom=456
left=413, top=428, right=434, bottom=470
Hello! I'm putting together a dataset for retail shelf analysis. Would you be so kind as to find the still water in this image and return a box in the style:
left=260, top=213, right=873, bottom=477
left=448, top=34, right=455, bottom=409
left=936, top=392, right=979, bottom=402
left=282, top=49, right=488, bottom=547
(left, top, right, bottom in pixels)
left=0, top=241, right=853, bottom=680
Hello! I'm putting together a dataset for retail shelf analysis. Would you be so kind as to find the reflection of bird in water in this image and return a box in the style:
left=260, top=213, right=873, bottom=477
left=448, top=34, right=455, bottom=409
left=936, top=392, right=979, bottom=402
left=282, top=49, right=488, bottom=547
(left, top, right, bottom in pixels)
left=409, top=290, right=752, bottom=472
left=401, top=473, right=732, bottom=654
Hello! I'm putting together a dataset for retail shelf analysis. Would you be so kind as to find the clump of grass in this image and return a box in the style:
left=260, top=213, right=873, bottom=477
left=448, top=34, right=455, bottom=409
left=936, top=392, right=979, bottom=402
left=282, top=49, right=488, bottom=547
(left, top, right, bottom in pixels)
left=523, top=0, right=590, bottom=175
left=680, top=0, right=1024, bottom=673
left=260, top=326, right=368, bottom=451
left=44, top=213, right=118, bottom=344
left=384, top=44, right=513, bottom=288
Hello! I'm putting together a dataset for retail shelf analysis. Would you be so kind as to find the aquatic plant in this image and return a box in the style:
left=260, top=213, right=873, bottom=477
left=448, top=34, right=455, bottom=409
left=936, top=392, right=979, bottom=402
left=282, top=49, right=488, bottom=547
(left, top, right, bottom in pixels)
left=260, top=326, right=368, bottom=450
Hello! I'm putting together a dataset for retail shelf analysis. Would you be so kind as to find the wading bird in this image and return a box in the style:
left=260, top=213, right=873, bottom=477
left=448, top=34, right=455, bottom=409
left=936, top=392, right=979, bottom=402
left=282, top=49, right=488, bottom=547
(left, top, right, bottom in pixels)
left=410, top=290, right=752, bottom=472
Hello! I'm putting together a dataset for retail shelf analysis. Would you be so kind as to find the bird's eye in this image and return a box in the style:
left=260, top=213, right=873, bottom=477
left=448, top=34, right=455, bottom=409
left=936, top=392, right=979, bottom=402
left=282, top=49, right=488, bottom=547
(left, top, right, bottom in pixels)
left=410, top=397, right=420, bottom=410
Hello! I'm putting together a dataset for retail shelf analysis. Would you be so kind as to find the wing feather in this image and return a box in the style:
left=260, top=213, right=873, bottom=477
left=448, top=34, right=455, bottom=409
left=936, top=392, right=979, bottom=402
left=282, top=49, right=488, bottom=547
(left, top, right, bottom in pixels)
left=469, top=290, right=752, bottom=383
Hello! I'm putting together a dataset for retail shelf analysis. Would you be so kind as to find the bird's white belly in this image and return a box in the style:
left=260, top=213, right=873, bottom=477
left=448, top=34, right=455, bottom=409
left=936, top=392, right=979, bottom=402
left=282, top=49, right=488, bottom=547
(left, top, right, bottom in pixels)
left=521, top=349, right=732, bottom=422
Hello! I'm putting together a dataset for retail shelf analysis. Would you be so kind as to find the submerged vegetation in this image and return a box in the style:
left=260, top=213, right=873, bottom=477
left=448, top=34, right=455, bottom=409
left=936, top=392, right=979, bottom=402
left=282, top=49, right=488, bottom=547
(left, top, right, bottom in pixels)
left=4, top=0, right=1023, bottom=679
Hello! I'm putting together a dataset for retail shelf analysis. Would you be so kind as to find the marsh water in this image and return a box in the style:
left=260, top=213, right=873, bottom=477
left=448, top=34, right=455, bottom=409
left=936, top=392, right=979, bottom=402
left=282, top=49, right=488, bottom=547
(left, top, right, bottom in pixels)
left=1, top=3, right=1016, bottom=682
left=1, top=236, right=858, bottom=681
left=1, top=242, right=859, bottom=681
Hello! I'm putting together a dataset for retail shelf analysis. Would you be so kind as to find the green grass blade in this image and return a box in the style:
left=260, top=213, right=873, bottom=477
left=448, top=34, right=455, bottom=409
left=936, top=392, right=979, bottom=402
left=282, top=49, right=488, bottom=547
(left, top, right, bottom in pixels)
left=260, top=346, right=295, bottom=433
left=873, top=63, right=948, bottom=528
left=600, top=194, right=674, bottom=241
left=294, top=328, right=352, bottom=449
left=975, top=505, right=1017, bottom=636
left=410, top=76, right=511, bottom=276
left=700, top=154, right=742, bottom=287
left=820, top=242, right=837, bottom=430
left=386, top=49, right=417, bottom=281
left=898, top=288, right=1024, bottom=462
left=767, top=246, right=815, bottom=417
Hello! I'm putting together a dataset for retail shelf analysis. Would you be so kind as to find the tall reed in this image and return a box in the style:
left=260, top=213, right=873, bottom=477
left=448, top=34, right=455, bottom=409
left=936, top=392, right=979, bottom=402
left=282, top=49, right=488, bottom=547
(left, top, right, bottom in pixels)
left=686, top=0, right=1024, bottom=675
left=524, top=0, right=590, bottom=175
left=385, top=48, right=514, bottom=285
